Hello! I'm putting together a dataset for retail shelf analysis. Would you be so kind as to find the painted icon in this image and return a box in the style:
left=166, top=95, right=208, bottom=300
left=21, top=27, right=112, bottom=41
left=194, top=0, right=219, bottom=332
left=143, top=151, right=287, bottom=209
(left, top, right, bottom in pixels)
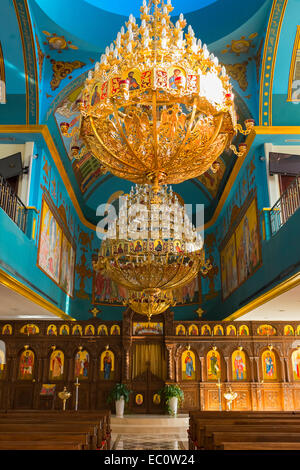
left=292, top=349, right=300, bottom=380
left=182, top=350, right=196, bottom=380
left=207, top=350, right=221, bottom=380
left=262, top=350, right=277, bottom=380
left=59, top=324, right=70, bottom=335
left=176, top=324, right=186, bottom=336
left=47, top=324, right=57, bottom=336
left=19, top=349, right=34, bottom=380
left=188, top=324, right=198, bottom=336
left=100, top=350, right=114, bottom=380
left=74, top=350, right=89, bottom=379
left=49, top=350, right=64, bottom=380
left=232, top=349, right=247, bottom=380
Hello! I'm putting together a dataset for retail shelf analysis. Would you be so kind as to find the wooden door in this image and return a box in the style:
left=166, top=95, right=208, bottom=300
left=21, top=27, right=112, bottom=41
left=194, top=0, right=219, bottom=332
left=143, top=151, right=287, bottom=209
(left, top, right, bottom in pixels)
left=131, top=365, right=165, bottom=414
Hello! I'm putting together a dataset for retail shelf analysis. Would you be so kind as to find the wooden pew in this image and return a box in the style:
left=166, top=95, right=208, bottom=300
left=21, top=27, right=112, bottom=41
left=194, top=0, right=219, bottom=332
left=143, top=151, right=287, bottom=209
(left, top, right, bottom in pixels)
left=0, top=431, right=93, bottom=449
left=188, top=411, right=300, bottom=449
left=210, top=431, right=300, bottom=450
left=219, top=442, right=300, bottom=450
left=194, top=420, right=300, bottom=449
left=0, top=410, right=111, bottom=449
left=0, top=441, right=85, bottom=450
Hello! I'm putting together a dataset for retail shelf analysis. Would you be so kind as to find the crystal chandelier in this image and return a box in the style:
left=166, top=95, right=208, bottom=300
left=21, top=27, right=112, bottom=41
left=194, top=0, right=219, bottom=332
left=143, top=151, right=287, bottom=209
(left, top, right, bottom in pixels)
left=78, top=0, right=253, bottom=193
left=93, top=184, right=205, bottom=319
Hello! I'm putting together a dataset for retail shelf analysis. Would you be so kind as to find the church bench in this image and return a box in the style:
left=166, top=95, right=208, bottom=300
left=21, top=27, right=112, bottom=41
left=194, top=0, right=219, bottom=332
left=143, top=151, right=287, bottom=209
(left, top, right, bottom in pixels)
left=0, top=432, right=94, bottom=449
left=188, top=411, right=300, bottom=449
left=196, top=423, right=300, bottom=450
left=0, top=423, right=98, bottom=448
left=190, top=417, right=300, bottom=449
left=209, top=431, right=300, bottom=450
left=0, top=412, right=111, bottom=450
left=219, top=442, right=300, bottom=450
left=0, top=440, right=86, bottom=450
left=2, top=410, right=111, bottom=434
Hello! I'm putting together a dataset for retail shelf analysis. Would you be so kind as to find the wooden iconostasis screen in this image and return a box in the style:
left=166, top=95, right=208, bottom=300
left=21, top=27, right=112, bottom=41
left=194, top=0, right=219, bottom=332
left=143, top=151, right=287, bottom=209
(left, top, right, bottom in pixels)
left=132, top=344, right=167, bottom=380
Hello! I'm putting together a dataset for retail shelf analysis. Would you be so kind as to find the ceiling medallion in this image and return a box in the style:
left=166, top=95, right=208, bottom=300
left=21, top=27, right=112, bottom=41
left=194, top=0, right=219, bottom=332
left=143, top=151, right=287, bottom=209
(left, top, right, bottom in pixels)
left=77, top=0, right=254, bottom=194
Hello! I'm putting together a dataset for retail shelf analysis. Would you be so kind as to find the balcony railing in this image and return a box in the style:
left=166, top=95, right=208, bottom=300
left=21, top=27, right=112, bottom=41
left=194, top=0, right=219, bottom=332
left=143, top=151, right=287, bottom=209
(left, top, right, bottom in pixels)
left=269, top=177, right=300, bottom=236
left=0, top=175, right=27, bottom=233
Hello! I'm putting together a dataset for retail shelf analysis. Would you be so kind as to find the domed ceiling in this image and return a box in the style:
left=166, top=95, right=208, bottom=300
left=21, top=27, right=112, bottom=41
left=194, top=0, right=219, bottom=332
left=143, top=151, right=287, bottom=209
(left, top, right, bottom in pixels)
left=4, top=0, right=274, bottom=224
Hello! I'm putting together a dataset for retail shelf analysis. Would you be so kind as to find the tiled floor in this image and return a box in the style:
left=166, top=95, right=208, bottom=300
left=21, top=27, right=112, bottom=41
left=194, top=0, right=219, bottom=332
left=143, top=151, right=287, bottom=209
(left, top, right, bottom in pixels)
left=111, top=433, right=188, bottom=450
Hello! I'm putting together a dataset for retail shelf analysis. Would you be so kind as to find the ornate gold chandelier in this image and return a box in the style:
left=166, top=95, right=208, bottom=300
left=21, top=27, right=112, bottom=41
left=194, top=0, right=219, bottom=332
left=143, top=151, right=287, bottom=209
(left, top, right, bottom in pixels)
left=93, top=184, right=205, bottom=319
left=78, top=0, right=253, bottom=193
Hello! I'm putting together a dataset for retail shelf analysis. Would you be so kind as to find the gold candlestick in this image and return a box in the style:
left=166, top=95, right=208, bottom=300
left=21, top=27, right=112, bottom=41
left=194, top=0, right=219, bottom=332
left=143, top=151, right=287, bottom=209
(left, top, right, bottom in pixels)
left=58, top=387, right=71, bottom=411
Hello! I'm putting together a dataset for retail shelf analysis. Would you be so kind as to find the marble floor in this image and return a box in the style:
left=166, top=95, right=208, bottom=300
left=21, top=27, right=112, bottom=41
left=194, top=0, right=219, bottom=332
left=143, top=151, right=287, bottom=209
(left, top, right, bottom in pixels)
left=111, top=433, right=188, bottom=450
left=110, top=414, right=189, bottom=450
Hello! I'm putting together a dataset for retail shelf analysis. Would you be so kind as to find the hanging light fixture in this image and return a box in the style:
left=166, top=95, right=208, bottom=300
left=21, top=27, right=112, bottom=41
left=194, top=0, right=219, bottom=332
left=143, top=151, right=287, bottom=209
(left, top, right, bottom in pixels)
left=77, top=0, right=253, bottom=194
left=93, top=184, right=205, bottom=320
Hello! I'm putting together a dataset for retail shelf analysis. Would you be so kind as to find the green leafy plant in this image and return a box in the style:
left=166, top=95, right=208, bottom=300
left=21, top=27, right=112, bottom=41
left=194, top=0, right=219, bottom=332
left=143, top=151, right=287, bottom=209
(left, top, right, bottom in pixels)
left=106, top=383, right=131, bottom=404
left=157, top=384, right=184, bottom=415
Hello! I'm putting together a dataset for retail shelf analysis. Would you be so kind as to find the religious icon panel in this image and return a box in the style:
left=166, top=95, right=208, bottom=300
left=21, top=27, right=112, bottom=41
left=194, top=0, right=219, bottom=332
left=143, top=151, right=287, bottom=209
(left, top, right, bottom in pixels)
left=292, top=349, right=300, bottom=381
left=59, top=324, right=70, bottom=335
left=47, top=324, right=57, bottom=336
left=232, top=349, right=247, bottom=381
left=262, top=350, right=277, bottom=381
left=182, top=350, right=196, bottom=380
left=2, top=324, right=12, bottom=335
left=19, top=349, right=35, bottom=380
left=188, top=325, right=199, bottom=336
left=49, top=350, right=64, bottom=381
left=207, top=349, right=221, bottom=380
left=226, top=325, right=237, bottom=336
left=213, top=325, right=224, bottom=336
left=74, top=350, right=89, bottom=379
left=176, top=324, right=186, bottom=336
left=100, top=350, right=115, bottom=380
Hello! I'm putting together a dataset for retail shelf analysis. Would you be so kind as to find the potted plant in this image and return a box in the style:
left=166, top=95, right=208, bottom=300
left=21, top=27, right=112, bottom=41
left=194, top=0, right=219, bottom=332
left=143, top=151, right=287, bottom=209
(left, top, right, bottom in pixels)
left=107, top=383, right=131, bottom=418
left=158, top=384, right=184, bottom=416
